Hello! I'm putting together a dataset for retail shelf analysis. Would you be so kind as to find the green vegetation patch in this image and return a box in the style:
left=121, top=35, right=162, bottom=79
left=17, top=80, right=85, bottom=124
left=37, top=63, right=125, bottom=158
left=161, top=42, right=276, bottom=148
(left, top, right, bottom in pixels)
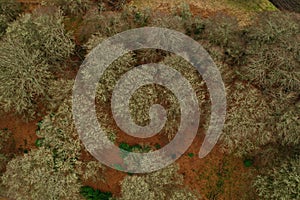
left=80, top=186, right=112, bottom=200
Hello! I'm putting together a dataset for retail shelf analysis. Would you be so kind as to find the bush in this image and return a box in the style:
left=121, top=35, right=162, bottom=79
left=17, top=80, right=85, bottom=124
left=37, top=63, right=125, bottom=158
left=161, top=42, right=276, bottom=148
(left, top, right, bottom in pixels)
left=239, top=12, right=300, bottom=93
left=276, top=107, right=300, bottom=146
left=118, top=164, right=200, bottom=200
left=220, top=80, right=299, bottom=158
left=253, top=156, right=300, bottom=200
left=203, top=14, right=247, bottom=66
left=220, top=82, right=274, bottom=157
left=6, top=10, right=74, bottom=65
left=0, top=10, right=74, bottom=120
left=0, top=0, right=22, bottom=36
left=1, top=148, right=84, bottom=200
left=1, top=98, right=105, bottom=199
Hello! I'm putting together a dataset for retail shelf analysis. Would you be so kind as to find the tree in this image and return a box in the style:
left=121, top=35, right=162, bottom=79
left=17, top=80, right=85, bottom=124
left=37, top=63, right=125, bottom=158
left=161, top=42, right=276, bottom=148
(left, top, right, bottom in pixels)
left=118, top=164, right=201, bottom=200
left=1, top=98, right=105, bottom=200
left=253, top=156, right=300, bottom=200
left=0, top=10, right=74, bottom=120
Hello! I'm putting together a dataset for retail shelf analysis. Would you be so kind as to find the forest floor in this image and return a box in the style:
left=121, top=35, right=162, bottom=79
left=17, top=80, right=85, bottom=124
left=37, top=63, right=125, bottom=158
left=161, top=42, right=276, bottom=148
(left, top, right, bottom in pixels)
left=0, top=0, right=277, bottom=199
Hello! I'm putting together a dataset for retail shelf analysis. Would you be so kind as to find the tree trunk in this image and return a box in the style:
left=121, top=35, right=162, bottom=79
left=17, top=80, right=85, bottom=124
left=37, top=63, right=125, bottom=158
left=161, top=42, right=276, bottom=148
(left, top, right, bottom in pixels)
left=269, top=0, right=300, bottom=13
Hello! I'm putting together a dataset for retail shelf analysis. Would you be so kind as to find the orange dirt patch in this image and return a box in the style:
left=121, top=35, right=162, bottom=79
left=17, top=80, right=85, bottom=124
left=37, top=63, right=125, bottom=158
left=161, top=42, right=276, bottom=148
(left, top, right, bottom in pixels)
left=0, top=114, right=39, bottom=154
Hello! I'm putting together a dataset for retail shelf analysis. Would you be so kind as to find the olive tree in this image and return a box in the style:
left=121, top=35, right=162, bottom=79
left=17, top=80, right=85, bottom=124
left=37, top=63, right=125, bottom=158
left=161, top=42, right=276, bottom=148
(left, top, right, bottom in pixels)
left=253, top=156, right=300, bottom=200
left=0, top=10, right=74, bottom=120
left=118, top=164, right=201, bottom=200
left=1, top=97, right=105, bottom=200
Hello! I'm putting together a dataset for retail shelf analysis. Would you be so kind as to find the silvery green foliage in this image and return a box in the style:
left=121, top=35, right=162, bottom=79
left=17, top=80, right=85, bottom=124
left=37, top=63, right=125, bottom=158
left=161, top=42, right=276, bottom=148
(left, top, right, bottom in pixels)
left=220, top=80, right=300, bottom=157
left=118, top=164, right=201, bottom=200
left=46, top=79, right=75, bottom=113
left=240, top=12, right=300, bottom=94
left=253, top=156, right=300, bottom=200
left=83, top=33, right=136, bottom=99
left=5, top=11, right=74, bottom=65
left=276, top=107, right=300, bottom=146
left=1, top=99, right=104, bottom=200
left=0, top=10, right=74, bottom=120
left=220, top=82, right=274, bottom=157
left=0, top=0, right=21, bottom=36
left=36, top=98, right=82, bottom=168
left=79, top=161, right=105, bottom=183
left=0, top=0, right=21, bottom=19
left=0, top=39, right=51, bottom=119
left=1, top=148, right=84, bottom=200
left=83, top=31, right=106, bottom=53
left=83, top=33, right=207, bottom=140
left=0, top=14, right=8, bottom=36
left=161, top=55, right=206, bottom=140
left=37, top=98, right=105, bottom=180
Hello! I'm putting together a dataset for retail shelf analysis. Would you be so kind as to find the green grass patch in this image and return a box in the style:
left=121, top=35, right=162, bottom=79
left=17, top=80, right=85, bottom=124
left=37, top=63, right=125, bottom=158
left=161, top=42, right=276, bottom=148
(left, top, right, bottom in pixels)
left=80, top=186, right=112, bottom=200
left=243, top=159, right=254, bottom=167
left=187, top=153, right=195, bottom=158
left=35, top=138, right=45, bottom=147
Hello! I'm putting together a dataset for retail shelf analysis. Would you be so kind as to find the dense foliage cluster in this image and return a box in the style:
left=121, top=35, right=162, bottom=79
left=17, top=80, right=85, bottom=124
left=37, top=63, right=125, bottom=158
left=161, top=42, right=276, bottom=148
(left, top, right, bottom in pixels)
left=253, top=156, right=300, bottom=199
left=0, top=10, right=74, bottom=120
left=0, top=0, right=21, bottom=36
left=118, top=164, right=200, bottom=200
left=1, top=99, right=105, bottom=200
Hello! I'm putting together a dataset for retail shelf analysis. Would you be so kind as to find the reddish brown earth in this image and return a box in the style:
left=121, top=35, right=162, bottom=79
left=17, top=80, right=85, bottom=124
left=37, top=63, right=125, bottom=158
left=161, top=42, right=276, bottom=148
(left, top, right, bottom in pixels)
left=0, top=114, right=39, bottom=155
left=80, top=126, right=255, bottom=199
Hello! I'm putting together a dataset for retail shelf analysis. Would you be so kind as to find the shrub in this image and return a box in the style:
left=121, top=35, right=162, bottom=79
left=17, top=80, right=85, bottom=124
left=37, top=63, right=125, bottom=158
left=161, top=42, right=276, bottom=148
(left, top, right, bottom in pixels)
left=118, top=164, right=200, bottom=200
left=150, top=14, right=185, bottom=32
left=161, top=55, right=206, bottom=139
left=83, top=31, right=106, bottom=53
left=1, top=98, right=105, bottom=200
left=0, top=39, right=52, bottom=120
left=220, top=81, right=274, bottom=157
left=1, top=148, right=84, bottom=200
left=203, top=14, right=247, bottom=66
left=0, top=10, right=74, bottom=120
left=0, top=0, right=21, bottom=20
left=80, top=6, right=151, bottom=41
left=239, top=12, right=300, bottom=93
left=218, top=12, right=300, bottom=158
left=276, top=107, right=300, bottom=146
left=253, top=156, right=300, bottom=200
left=6, top=10, right=74, bottom=65
left=0, top=0, right=22, bottom=36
